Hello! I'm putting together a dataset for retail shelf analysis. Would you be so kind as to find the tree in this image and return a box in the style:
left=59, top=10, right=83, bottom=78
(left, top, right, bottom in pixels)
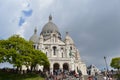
left=0, top=34, right=49, bottom=72
left=110, top=57, right=120, bottom=75
left=29, top=49, right=50, bottom=71
left=7, top=35, right=29, bottom=68
left=0, top=40, right=9, bottom=63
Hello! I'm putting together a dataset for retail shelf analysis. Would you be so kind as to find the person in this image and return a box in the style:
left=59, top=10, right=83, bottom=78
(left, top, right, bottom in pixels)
left=78, top=69, right=82, bottom=80
left=103, top=76, right=107, bottom=80
left=45, top=71, right=49, bottom=80
left=93, top=76, right=97, bottom=80
left=108, top=75, right=113, bottom=80
left=87, top=76, right=93, bottom=80
left=78, top=69, right=82, bottom=77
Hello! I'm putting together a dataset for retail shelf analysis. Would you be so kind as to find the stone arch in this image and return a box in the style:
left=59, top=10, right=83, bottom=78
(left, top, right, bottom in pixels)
left=53, top=63, right=60, bottom=75
left=53, top=63, right=60, bottom=70
left=63, top=63, right=69, bottom=71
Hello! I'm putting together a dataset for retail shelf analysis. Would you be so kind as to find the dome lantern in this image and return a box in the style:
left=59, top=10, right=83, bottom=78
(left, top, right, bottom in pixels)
left=49, top=14, right=52, bottom=21
left=34, top=27, right=37, bottom=34
left=40, top=15, right=61, bottom=40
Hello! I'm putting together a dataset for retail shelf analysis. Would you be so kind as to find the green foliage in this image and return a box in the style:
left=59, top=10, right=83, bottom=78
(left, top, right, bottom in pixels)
left=0, top=71, right=44, bottom=80
left=29, top=49, right=50, bottom=69
left=0, top=40, right=9, bottom=62
left=110, top=57, right=120, bottom=69
left=110, top=57, right=120, bottom=79
left=0, top=34, right=49, bottom=70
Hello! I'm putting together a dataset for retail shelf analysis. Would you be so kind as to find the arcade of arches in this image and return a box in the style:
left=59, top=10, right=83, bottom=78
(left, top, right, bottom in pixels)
left=53, top=63, right=69, bottom=71
left=29, top=15, right=87, bottom=75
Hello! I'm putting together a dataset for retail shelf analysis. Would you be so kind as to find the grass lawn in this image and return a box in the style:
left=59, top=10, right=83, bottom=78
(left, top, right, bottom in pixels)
left=0, top=71, right=45, bottom=80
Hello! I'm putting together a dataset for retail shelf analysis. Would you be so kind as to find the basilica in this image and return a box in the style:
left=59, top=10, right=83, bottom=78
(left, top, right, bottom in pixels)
left=29, top=15, right=87, bottom=75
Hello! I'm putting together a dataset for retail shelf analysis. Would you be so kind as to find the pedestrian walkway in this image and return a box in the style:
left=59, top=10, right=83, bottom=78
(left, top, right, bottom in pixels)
left=63, top=76, right=79, bottom=80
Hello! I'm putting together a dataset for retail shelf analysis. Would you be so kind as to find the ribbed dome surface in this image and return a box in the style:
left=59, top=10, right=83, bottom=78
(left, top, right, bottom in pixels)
left=41, top=21, right=59, bottom=33
left=29, top=28, right=39, bottom=43
left=29, top=34, right=39, bottom=43
left=40, top=15, right=61, bottom=40
left=65, top=32, right=74, bottom=44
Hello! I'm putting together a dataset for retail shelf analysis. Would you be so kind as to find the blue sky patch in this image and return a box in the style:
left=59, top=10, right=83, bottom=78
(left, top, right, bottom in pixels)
left=22, top=9, right=33, bottom=17
left=0, top=37, right=2, bottom=40
left=18, top=17, right=25, bottom=26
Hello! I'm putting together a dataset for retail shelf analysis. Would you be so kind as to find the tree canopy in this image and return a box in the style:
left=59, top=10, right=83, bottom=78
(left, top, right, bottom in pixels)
left=0, top=35, right=49, bottom=71
left=110, top=57, right=120, bottom=70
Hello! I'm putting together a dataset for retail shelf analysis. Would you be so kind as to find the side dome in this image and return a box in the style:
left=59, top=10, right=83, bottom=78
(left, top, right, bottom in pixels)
left=40, top=15, right=61, bottom=40
left=65, top=32, right=74, bottom=44
left=29, top=27, right=39, bottom=44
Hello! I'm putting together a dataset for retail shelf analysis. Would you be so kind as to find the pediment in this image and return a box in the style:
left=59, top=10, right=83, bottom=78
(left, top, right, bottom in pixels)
left=43, top=38, right=65, bottom=45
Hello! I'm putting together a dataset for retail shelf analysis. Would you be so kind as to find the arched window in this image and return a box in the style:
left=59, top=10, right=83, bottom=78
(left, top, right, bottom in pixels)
left=53, top=46, right=57, bottom=55
left=62, top=53, right=63, bottom=58
left=45, top=47, right=48, bottom=49
left=33, top=45, right=36, bottom=49
left=70, top=46, right=72, bottom=50
left=37, top=45, right=39, bottom=49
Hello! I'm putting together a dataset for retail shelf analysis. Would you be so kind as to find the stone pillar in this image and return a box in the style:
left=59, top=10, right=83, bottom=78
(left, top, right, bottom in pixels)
left=50, top=62, right=53, bottom=74
left=50, top=48, right=52, bottom=57
left=70, top=57, right=75, bottom=71
left=57, top=49, right=59, bottom=57
left=60, top=63, right=63, bottom=72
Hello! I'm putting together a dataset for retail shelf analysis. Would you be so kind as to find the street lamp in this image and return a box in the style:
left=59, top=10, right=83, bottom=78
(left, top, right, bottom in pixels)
left=104, top=56, right=109, bottom=72
left=118, top=60, right=120, bottom=73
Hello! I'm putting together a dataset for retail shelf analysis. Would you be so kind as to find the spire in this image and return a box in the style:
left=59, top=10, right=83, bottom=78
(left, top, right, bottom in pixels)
left=66, top=32, right=69, bottom=37
left=49, top=14, right=52, bottom=21
left=66, top=32, right=68, bottom=35
left=34, top=27, right=37, bottom=34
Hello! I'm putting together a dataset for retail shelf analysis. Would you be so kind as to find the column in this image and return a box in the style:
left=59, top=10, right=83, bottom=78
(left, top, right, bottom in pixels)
left=60, top=63, right=63, bottom=72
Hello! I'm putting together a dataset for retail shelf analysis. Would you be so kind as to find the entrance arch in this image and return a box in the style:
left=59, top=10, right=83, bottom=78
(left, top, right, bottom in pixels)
left=53, top=63, right=60, bottom=70
left=53, top=63, right=60, bottom=75
left=63, top=63, right=69, bottom=71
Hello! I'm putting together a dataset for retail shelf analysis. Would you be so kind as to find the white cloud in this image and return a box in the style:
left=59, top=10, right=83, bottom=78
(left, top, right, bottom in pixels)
left=0, top=0, right=120, bottom=69
left=16, top=22, right=28, bottom=38
left=0, top=0, right=27, bottom=38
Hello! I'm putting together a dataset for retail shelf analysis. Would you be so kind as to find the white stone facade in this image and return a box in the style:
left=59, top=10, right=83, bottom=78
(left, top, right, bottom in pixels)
left=87, top=64, right=101, bottom=76
left=29, top=15, right=87, bottom=75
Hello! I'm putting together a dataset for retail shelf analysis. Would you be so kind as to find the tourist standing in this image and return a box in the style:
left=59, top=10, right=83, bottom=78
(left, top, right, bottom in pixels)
left=103, top=76, right=107, bottom=80
left=87, top=76, right=93, bottom=80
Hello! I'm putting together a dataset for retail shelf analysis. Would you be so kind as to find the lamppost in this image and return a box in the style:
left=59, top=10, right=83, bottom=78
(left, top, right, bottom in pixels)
left=118, top=60, right=120, bottom=73
left=104, top=56, right=109, bottom=72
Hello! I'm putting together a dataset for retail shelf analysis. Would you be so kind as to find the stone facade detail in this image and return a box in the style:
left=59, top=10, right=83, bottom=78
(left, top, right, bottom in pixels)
left=29, top=15, right=87, bottom=75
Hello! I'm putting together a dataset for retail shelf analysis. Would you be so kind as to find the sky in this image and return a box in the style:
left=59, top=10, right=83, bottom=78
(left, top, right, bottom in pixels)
left=0, top=0, right=120, bottom=70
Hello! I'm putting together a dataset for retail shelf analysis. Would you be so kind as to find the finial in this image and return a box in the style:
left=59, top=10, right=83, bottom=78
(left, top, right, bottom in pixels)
left=66, top=32, right=68, bottom=35
left=49, top=14, right=52, bottom=21
left=34, top=27, right=37, bottom=34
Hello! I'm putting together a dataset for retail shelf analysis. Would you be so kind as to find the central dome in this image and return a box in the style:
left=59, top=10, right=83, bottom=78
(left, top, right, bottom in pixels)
left=40, top=15, right=61, bottom=40
left=42, top=21, right=59, bottom=33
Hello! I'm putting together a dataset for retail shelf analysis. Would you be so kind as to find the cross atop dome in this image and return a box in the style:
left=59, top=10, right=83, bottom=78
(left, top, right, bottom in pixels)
left=34, top=27, right=37, bottom=34
left=49, top=14, right=52, bottom=21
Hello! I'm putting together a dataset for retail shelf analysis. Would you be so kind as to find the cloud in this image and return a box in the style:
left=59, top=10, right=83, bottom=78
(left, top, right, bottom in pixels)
left=16, top=22, right=28, bottom=37
left=22, top=9, right=33, bottom=17
left=18, top=8, right=33, bottom=27
left=18, top=17, right=25, bottom=26
left=0, top=0, right=120, bottom=70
